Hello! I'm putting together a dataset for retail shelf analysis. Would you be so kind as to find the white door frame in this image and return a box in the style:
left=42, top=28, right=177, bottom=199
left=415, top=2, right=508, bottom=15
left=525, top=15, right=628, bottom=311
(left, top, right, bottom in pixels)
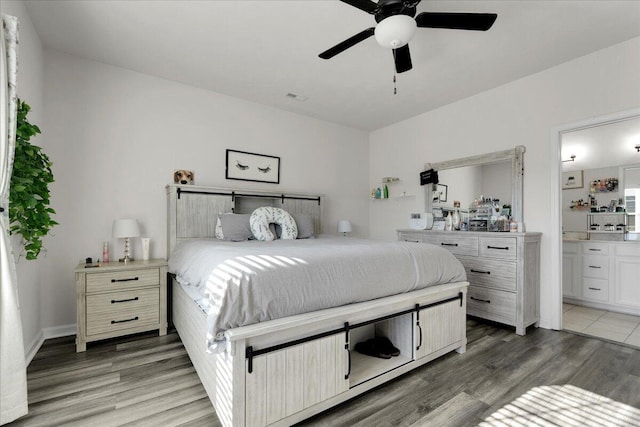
left=549, top=107, right=640, bottom=330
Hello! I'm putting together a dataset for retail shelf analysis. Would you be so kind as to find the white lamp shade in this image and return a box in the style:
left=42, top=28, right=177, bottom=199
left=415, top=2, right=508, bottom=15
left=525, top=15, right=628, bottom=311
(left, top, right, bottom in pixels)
left=374, top=15, right=417, bottom=49
left=337, top=220, right=352, bottom=234
left=112, top=219, right=141, bottom=238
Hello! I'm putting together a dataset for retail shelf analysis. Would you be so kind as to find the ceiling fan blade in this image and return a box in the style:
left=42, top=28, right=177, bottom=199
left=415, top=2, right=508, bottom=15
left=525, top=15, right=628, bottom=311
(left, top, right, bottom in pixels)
left=340, top=0, right=379, bottom=14
left=319, top=27, right=375, bottom=59
left=393, top=44, right=412, bottom=73
left=415, top=12, right=497, bottom=31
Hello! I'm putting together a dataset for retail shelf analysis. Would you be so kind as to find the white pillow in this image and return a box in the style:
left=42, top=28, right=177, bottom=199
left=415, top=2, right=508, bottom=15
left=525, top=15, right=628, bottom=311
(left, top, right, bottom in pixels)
left=250, top=207, right=298, bottom=241
left=215, top=214, right=224, bottom=239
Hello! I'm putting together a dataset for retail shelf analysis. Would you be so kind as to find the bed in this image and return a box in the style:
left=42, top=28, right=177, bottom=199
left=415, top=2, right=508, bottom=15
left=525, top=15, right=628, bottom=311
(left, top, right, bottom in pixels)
left=166, top=184, right=469, bottom=427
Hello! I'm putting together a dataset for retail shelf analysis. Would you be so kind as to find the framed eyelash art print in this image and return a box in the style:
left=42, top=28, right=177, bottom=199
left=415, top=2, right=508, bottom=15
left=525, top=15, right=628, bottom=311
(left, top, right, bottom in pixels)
left=225, top=149, right=281, bottom=184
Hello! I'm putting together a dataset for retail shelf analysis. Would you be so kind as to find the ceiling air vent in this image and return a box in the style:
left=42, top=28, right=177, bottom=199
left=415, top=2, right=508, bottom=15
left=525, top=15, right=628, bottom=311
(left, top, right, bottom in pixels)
left=285, top=93, right=308, bottom=102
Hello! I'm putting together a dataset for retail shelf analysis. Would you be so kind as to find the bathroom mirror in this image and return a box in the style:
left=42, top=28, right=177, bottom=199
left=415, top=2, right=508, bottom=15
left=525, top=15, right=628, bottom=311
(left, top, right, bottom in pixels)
left=424, top=146, right=525, bottom=222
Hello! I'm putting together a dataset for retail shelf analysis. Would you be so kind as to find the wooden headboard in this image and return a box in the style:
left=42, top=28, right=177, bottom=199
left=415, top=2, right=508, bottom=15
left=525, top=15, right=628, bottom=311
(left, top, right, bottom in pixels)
left=166, top=184, right=323, bottom=257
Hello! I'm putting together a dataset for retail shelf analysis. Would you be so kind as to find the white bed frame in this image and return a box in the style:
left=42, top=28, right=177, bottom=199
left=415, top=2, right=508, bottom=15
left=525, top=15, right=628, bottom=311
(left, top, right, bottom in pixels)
left=166, top=184, right=468, bottom=427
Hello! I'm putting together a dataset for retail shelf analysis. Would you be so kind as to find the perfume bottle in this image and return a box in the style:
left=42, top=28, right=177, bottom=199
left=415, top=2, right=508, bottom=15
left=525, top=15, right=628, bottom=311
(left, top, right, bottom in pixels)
left=102, top=241, right=110, bottom=263
left=452, top=209, right=461, bottom=230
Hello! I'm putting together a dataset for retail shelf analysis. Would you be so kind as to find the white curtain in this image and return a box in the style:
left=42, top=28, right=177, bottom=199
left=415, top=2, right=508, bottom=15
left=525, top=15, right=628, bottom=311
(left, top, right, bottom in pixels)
left=0, top=14, right=28, bottom=425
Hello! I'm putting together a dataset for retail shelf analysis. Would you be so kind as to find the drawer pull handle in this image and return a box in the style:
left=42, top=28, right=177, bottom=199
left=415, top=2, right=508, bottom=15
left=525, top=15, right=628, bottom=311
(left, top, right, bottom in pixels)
left=441, top=243, right=459, bottom=247
left=470, top=296, right=491, bottom=304
left=588, top=265, right=601, bottom=269
left=111, top=277, right=139, bottom=283
left=111, top=297, right=139, bottom=304
left=487, top=245, right=509, bottom=250
left=111, top=316, right=139, bottom=324
left=588, top=287, right=601, bottom=291
left=405, top=239, right=420, bottom=243
left=470, top=269, right=491, bottom=275
left=588, top=249, right=601, bottom=252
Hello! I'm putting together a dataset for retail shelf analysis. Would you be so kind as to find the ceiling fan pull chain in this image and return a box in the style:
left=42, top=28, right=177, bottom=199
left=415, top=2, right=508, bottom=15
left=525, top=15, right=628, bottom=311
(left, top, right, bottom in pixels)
left=392, top=50, right=397, bottom=95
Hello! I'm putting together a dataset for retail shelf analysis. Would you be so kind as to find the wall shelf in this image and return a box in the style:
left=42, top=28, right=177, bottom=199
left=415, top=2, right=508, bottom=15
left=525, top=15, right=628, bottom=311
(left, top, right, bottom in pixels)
left=381, top=177, right=400, bottom=184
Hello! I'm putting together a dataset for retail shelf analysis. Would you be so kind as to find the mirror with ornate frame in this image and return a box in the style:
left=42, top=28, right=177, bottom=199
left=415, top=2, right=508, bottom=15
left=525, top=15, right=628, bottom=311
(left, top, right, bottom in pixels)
left=424, top=146, right=525, bottom=223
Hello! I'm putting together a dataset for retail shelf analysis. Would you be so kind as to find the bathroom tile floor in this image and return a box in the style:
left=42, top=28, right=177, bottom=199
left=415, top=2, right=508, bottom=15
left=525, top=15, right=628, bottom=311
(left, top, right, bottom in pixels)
left=563, top=303, right=640, bottom=348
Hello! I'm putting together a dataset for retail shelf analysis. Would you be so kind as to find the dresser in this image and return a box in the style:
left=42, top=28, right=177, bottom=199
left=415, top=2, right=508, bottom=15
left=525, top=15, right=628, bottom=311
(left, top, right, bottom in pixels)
left=398, top=230, right=541, bottom=335
left=75, top=259, right=168, bottom=352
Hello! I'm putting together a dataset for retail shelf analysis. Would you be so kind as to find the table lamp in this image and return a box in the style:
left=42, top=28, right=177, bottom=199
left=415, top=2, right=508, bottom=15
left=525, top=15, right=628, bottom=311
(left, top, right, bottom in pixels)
left=112, top=218, right=141, bottom=262
left=338, top=219, right=352, bottom=237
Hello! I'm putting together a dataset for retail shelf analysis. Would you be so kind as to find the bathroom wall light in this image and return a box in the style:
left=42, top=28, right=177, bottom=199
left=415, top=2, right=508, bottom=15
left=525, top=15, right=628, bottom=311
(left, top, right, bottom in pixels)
left=562, top=154, right=576, bottom=163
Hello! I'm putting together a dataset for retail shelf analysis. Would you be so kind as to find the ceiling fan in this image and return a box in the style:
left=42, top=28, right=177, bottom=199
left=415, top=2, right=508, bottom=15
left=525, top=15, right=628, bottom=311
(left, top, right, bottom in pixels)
left=319, top=0, right=497, bottom=73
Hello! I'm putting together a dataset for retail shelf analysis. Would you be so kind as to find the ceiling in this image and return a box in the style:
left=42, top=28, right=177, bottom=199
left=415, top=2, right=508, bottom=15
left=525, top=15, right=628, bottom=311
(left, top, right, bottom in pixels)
left=562, top=115, right=640, bottom=172
left=22, top=0, right=640, bottom=131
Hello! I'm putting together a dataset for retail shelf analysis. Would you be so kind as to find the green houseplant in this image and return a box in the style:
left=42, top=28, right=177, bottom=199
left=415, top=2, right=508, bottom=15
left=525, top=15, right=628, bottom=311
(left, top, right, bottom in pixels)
left=9, top=99, right=57, bottom=260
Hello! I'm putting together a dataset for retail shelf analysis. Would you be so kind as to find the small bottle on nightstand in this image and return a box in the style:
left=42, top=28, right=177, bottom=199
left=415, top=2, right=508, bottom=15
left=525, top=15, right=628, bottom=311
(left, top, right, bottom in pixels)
left=102, top=242, right=110, bottom=263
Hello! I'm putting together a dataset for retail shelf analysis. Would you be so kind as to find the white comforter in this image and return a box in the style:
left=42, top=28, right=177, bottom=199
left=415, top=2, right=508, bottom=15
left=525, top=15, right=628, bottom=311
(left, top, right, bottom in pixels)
left=169, top=236, right=466, bottom=352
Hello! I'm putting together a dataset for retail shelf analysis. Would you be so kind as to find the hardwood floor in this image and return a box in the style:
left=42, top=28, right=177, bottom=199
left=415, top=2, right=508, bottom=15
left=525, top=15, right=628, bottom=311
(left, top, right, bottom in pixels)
left=9, top=319, right=640, bottom=427
left=10, top=332, right=220, bottom=427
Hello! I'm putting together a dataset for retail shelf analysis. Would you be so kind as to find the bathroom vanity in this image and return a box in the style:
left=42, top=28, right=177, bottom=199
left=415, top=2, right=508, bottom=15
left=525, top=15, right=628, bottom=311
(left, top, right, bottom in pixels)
left=563, top=239, right=640, bottom=316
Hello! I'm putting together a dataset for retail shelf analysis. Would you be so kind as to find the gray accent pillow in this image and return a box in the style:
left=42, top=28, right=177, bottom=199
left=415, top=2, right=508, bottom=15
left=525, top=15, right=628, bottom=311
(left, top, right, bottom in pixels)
left=219, top=214, right=254, bottom=241
left=293, top=213, right=315, bottom=239
left=269, top=214, right=315, bottom=239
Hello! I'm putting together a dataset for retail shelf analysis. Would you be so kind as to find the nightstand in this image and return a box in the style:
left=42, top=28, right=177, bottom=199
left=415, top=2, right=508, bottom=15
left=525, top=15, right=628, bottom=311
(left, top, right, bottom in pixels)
left=75, top=259, right=168, bottom=352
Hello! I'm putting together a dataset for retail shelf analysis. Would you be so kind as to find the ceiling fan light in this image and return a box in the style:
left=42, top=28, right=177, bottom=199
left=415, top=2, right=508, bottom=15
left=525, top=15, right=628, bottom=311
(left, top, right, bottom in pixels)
left=374, top=15, right=417, bottom=49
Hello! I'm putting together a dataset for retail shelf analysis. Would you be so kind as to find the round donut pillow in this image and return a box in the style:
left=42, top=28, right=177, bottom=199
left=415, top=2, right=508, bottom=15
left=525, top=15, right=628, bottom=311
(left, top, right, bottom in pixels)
left=250, top=207, right=298, bottom=241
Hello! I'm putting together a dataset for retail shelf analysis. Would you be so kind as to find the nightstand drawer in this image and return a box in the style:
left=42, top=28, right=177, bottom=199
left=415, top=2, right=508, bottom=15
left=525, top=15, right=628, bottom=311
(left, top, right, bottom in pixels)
left=461, top=257, right=516, bottom=291
left=86, top=288, right=160, bottom=335
left=479, top=237, right=517, bottom=260
left=467, top=286, right=516, bottom=325
left=422, top=235, right=479, bottom=256
left=86, top=268, right=160, bottom=293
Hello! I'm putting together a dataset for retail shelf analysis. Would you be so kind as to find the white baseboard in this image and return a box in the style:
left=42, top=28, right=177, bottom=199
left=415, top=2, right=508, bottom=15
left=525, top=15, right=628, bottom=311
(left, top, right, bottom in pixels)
left=25, top=323, right=76, bottom=365
left=25, top=330, right=44, bottom=365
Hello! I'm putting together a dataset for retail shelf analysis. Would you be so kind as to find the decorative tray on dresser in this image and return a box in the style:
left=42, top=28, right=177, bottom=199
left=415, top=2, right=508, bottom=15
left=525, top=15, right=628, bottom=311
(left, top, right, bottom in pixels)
left=399, top=230, right=541, bottom=335
left=75, top=259, right=168, bottom=352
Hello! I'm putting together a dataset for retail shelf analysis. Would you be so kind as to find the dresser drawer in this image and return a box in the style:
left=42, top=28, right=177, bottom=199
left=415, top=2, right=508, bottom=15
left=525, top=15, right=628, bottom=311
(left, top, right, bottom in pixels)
left=582, top=242, right=609, bottom=256
left=398, top=232, right=422, bottom=243
left=460, top=257, right=516, bottom=291
left=86, top=268, right=160, bottom=293
left=582, top=256, right=609, bottom=279
left=86, top=288, right=160, bottom=335
left=582, top=278, right=609, bottom=302
left=478, top=237, right=517, bottom=260
left=422, top=234, right=479, bottom=256
left=467, top=286, right=516, bottom=325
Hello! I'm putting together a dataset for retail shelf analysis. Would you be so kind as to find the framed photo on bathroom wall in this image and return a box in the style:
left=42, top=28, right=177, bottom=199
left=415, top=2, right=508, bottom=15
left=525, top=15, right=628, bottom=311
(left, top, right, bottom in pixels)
left=562, top=170, right=583, bottom=190
left=225, top=150, right=281, bottom=184
left=432, top=184, right=448, bottom=202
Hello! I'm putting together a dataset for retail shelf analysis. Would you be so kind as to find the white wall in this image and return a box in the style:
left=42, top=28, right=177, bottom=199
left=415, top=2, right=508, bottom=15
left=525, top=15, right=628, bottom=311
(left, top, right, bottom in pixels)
left=41, top=50, right=369, bottom=329
left=1, top=1, right=46, bottom=358
left=370, top=37, right=640, bottom=330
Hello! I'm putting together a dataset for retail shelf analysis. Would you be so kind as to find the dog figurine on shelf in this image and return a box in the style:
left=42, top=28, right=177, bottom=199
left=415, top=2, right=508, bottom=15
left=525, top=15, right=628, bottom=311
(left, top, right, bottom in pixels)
left=174, top=169, right=194, bottom=185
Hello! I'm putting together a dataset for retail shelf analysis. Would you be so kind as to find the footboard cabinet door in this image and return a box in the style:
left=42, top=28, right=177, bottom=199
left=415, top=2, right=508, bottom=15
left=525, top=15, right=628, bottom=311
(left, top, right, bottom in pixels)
left=245, top=334, right=347, bottom=427
left=416, top=299, right=464, bottom=360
